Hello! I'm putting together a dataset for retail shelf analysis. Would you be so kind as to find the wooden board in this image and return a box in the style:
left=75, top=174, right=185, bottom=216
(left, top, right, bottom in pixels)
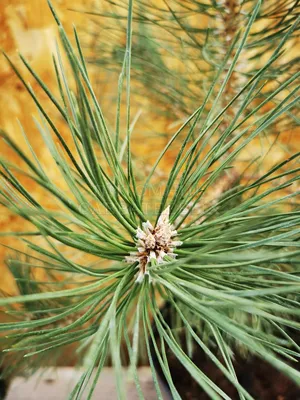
left=6, top=367, right=171, bottom=400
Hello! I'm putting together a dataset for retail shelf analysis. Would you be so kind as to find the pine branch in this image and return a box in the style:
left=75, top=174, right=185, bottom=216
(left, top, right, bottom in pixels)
left=0, top=1, right=299, bottom=399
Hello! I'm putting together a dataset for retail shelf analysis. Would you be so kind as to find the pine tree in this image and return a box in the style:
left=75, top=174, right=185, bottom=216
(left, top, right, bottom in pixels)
left=0, top=0, right=299, bottom=398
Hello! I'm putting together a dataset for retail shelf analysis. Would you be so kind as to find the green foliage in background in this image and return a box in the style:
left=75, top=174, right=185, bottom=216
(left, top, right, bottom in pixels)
left=81, top=0, right=299, bottom=125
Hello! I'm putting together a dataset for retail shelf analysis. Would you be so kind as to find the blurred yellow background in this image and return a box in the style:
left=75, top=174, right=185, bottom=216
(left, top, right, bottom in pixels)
left=0, top=0, right=80, bottom=291
left=0, top=0, right=299, bottom=296
left=0, top=0, right=173, bottom=294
